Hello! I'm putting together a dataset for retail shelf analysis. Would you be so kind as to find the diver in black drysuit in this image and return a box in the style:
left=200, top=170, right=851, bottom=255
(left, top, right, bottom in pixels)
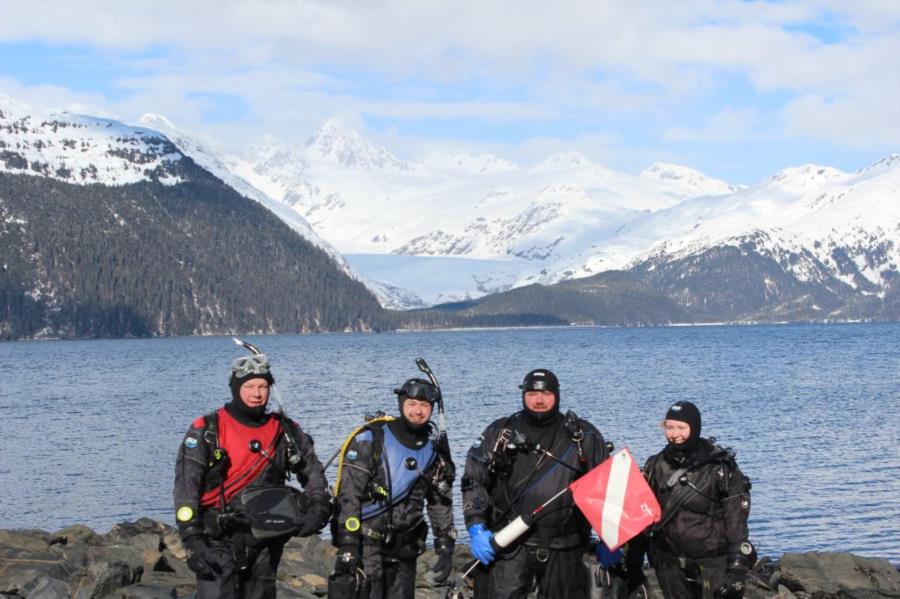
left=462, top=369, right=610, bottom=599
left=332, top=378, right=456, bottom=599
left=626, top=401, right=753, bottom=599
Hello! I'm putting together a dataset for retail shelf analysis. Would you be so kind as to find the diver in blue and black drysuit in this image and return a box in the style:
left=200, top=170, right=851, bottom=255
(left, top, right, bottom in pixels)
left=331, top=378, right=457, bottom=599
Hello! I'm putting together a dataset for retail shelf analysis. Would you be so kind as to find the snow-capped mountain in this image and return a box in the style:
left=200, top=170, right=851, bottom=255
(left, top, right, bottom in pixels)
left=135, top=114, right=351, bottom=273
left=0, top=95, right=410, bottom=312
left=8, top=90, right=894, bottom=320
left=133, top=115, right=415, bottom=310
left=555, top=156, right=899, bottom=321
left=226, top=120, right=899, bottom=314
left=640, top=162, right=739, bottom=196
left=0, top=94, right=185, bottom=185
left=305, top=119, right=408, bottom=172
left=226, top=120, right=749, bottom=306
left=622, top=157, right=900, bottom=290
left=143, top=119, right=418, bottom=308
left=0, top=96, right=389, bottom=339
left=230, top=121, right=707, bottom=258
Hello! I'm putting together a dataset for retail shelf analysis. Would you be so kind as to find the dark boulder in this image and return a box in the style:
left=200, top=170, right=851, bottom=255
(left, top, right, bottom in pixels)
left=2, top=520, right=898, bottom=598
left=774, top=552, right=900, bottom=598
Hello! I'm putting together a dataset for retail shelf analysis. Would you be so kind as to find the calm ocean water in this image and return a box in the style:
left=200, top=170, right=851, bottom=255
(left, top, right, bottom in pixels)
left=1, top=324, right=898, bottom=562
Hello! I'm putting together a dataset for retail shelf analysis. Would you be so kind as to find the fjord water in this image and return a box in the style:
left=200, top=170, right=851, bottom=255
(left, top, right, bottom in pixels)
left=1, top=324, right=897, bottom=562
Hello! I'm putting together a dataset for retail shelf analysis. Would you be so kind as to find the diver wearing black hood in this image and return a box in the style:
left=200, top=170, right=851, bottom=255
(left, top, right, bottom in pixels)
left=660, top=400, right=704, bottom=465
left=224, top=366, right=275, bottom=425
left=331, top=377, right=456, bottom=599
left=173, top=352, right=330, bottom=599
left=625, top=401, right=754, bottom=599
left=462, top=369, right=611, bottom=599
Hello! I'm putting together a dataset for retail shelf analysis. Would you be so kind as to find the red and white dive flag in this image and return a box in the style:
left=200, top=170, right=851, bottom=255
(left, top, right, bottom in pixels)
left=569, top=448, right=661, bottom=551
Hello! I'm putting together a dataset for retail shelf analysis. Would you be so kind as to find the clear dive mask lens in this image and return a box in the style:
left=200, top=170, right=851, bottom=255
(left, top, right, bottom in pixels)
left=231, top=354, right=270, bottom=378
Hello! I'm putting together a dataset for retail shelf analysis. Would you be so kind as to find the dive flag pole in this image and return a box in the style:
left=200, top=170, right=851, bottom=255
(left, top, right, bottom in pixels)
left=460, top=448, right=660, bottom=578
left=461, top=486, right=571, bottom=578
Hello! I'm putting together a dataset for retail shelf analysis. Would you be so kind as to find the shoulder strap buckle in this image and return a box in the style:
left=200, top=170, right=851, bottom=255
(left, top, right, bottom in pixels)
left=202, top=412, right=219, bottom=450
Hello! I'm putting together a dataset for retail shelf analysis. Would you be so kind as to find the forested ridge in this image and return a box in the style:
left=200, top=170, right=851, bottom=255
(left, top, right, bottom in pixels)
left=0, top=167, right=389, bottom=339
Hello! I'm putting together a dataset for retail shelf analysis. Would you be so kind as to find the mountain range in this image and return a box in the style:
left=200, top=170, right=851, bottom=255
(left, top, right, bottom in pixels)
left=2, top=91, right=898, bottom=338
left=221, top=118, right=899, bottom=321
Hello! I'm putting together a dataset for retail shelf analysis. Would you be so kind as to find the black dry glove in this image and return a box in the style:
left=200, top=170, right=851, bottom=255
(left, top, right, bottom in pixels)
left=431, top=535, right=455, bottom=584
left=623, top=536, right=648, bottom=595
left=714, top=569, right=747, bottom=599
left=334, top=543, right=361, bottom=576
left=715, top=545, right=753, bottom=599
left=296, top=502, right=331, bottom=537
left=627, top=569, right=648, bottom=595
left=183, top=534, right=221, bottom=581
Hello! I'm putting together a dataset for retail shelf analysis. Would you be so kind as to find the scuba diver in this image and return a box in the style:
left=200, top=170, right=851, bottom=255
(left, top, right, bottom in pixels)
left=173, top=349, right=331, bottom=599
left=462, top=368, right=611, bottom=599
left=626, top=401, right=754, bottom=599
left=330, top=377, right=457, bottom=599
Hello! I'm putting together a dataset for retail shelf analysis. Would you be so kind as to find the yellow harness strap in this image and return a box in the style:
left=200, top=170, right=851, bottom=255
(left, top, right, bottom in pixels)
left=333, top=416, right=395, bottom=496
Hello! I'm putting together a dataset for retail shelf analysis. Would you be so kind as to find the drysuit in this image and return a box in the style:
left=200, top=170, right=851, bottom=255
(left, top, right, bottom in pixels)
left=628, top=437, right=752, bottom=599
left=174, top=402, right=330, bottom=599
left=333, top=418, right=456, bottom=599
left=463, top=410, right=609, bottom=599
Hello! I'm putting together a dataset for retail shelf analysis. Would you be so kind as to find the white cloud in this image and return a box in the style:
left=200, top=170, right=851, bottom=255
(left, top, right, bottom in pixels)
left=2, top=1, right=899, bottom=161
left=0, top=77, right=120, bottom=119
left=663, top=108, right=771, bottom=143
left=783, top=94, right=900, bottom=148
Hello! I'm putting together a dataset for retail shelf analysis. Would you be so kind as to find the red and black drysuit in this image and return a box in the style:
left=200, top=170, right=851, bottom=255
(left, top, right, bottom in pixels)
left=174, top=403, right=329, bottom=599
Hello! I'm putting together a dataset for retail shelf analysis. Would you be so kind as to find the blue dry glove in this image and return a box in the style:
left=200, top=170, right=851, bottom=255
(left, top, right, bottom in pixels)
left=595, top=540, right=624, bottom=569
left=468, top=523, right=496, bottom=565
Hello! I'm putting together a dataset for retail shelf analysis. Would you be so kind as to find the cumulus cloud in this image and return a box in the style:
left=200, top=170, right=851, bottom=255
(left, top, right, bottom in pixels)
left=1, top=0, right=898, bottom=166
left=784, top=94, right=900, bottom=147
left=663, top=108, right=771, bottom=144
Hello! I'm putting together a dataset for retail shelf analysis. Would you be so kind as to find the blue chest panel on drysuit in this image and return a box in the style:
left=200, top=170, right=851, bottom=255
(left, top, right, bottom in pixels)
left=360, top=426, right=436, bottom=520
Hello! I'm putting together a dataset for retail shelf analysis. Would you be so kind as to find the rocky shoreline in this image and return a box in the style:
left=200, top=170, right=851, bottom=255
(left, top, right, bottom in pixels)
left=1, top=519, right=898, bottom=598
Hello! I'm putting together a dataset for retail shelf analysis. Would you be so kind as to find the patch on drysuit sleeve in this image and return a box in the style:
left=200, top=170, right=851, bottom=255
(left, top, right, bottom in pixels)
left=346, top=450, right=358, bottom=461
left=184, top=436, right=199, bottom=449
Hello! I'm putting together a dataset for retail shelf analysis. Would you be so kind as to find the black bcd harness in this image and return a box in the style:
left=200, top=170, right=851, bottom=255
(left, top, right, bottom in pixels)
left=198, top=412, right=309, bottom=542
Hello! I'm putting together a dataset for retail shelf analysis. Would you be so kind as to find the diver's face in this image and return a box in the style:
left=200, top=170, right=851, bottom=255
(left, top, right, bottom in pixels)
left=402, top=398, right=433, bottom=426
left=239, top=378, right=270, bottom=409
left=524, top=390, right=556, bottom=413
left=663, top=420, right=691, bottom=445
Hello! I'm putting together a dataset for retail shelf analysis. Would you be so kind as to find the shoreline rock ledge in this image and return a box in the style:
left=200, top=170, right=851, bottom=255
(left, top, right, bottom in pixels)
left=1, top=519, right=898, bottom=598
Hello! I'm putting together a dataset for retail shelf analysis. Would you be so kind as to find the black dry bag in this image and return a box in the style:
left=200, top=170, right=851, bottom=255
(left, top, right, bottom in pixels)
left=238, top=486, right=308, bottom=540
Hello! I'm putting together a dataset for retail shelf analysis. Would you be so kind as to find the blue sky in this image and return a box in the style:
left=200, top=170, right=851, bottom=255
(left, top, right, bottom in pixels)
left=1, top=1, right=898, bottom=184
